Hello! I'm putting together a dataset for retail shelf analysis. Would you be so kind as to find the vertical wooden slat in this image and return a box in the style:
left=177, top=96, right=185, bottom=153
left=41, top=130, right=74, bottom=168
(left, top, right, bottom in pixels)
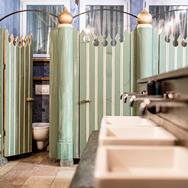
left=28, top=37, right=33, bottom=152
left=79, top=31, right=87, bottom=154
left=106, top=36, right=112, bottom=116
left=73, top=29, right=80, bottom=158
left=124, top=31, right=131, bottom=115
left=114, top=36, right=120, bottom=116
left=24, top=38, right=32, bottom=154
left=111, top=46, right=115, bottom=116
left=177, top=37, right=183, bottom=70
left=49, top=29, right=58, bottom=159
left=168, top=36, right=175, bottom=71
left=22, top=42, right=27, bottom=153
left=3, top=30, right=6, bottom=154
left=86, top=42, right=90, bottom=141
left=16, top=40, right=20, bottom=154
left=89, top=39, right=95, bottom=134
left=182, top=46, right=186, bottom=68
left=9, top=38, right=15, bottom=156
left=0, top=29, right=4, bottom=155
left=17, top=41, right=22, bottom=154
left=20, top=45, right=24, bottom=154
left=97, top=36, right=103, bottom=127
left=119, top=41, right=124, bottom=116
left=24, top=41, right=29, bottom=153
left=152, top=29, right=159, bottom=75
left=94, top=46, right=98, bottom=130
left=103, top=46, right=107, bottom=116
left=159, top=32, right=166, bottom=73
left=4, top=31, right=9, bottom=156
left=13, top=41, right=17, bottom=155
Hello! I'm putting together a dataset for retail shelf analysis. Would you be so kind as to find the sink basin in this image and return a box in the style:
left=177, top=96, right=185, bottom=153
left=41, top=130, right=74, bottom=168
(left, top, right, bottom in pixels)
left=99, top=126, right=177, bottom=146
left=101, top=116, right=157, bottom=127
left=95, top=146, right=188, bottom=188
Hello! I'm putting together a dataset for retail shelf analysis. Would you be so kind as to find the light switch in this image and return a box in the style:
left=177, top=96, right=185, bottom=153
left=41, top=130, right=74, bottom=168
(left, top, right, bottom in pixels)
left=35, top=85, right=50, bottom=95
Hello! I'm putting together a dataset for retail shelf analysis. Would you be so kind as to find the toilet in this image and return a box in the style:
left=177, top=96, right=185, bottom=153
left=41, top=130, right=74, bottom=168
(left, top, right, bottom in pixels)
left=32, top=123, right=49, bottom=150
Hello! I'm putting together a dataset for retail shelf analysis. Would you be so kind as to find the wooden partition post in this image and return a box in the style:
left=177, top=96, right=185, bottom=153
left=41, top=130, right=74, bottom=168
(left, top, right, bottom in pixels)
left=136, top=9, right=153, bottom=80
left=56, top=9, right=74, bottom=166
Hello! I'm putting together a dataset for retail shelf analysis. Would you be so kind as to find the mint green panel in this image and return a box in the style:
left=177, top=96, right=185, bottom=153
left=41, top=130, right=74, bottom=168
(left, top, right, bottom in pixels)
left=114, top=36, right=120, bottom=116
left=152, top=29, right=159, bottom=75
left=159, top=32, right=166, bottom=73
left=79, top=32, right=87, bottom=154
left=130, top=30, right=137, bottom=93
left=4, top=32, right=10, bottom=156
left=20, top=47, right=24, bottom=154
left=89, top=39, right=95, bottom=134
left=3, top=32, right=33, bottom=157
left=123, top=31, right=131, bottom=115
left=49, top=28, right=58, bottom=160
left=0, top=29, right=4, bottom=155
left=56, top=26, right=73, bottom=163
left=137, top=26, right=153, bottom=79
left=177, top=37, right=184, bottom=69
left=79, top=33, right=132, bottom=155
left=13, top=39, right=18, bottom=155
left=169, top=36, right=175, bottom=71
left=7, top=37, right=15, bottom=156
left=130, top=30, right=137, bottom=115
left=27, top=38, right=33, bottom=153
left=24, top=38, right=33, bottom=153
left=106, top=37, right=112, bottom=116
left=73, top=28, right=79, bottom=158
left=97, top=36, right=104, bottom=127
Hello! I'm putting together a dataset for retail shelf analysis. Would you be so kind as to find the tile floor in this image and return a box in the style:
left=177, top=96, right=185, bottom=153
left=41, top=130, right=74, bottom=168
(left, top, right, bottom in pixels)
left=0, top=152, right=76, bottom=188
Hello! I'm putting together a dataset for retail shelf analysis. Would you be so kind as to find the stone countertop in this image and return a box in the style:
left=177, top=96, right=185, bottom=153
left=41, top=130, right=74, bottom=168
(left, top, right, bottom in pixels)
left=69, top=131, right=99, bottom=188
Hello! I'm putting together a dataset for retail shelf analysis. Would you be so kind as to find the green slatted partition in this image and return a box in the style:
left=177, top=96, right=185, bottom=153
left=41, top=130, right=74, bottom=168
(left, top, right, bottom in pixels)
left=79, top=33, right=132, bottom=153
left=157, top=31, right=188, bottom=73
left=2, top=30, right=33, bottom=157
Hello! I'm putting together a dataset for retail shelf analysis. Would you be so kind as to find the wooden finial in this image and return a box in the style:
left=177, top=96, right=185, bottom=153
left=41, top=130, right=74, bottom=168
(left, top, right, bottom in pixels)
left=137, top=9, right=152, bottom=24
left=58, top=7, right=73, bottom=25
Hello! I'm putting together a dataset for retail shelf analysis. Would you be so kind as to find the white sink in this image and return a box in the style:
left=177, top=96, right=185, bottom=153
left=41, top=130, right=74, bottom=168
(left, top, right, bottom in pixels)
left=95, top=146, right=188, bottom=188
left=101, top=116, right=157, bottom=127
left=99, top=126, right=177, bottom=146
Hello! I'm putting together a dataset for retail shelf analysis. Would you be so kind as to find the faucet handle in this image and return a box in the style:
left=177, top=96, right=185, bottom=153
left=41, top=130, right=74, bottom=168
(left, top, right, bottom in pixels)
left=120, top=94, right=123, bottom=100
left=139, top=99, right=151, bottom=116
left=129, top=95, right=136, bottom=107
left=164, top=91, right=188, bottom=101
left=140, top=90, right=147, bottom=95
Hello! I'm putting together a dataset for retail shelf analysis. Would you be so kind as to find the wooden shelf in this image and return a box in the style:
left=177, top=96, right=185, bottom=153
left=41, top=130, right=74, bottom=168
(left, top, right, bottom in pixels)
left=32, top=58, right=50, bottom=62
left=33, top=77, right=49, bottom=81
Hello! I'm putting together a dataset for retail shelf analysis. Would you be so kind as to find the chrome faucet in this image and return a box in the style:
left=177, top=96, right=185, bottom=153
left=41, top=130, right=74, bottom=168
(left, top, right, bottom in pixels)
left=129, top=95, right=163, bottom=107
left=137, top=92, right=188, bottom=116
left=120, top=91, right=147, bottom=103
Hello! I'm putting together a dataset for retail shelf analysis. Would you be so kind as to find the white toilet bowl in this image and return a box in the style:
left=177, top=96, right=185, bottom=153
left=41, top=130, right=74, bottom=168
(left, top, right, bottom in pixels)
left=32, top=123, right=49, bottom=150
